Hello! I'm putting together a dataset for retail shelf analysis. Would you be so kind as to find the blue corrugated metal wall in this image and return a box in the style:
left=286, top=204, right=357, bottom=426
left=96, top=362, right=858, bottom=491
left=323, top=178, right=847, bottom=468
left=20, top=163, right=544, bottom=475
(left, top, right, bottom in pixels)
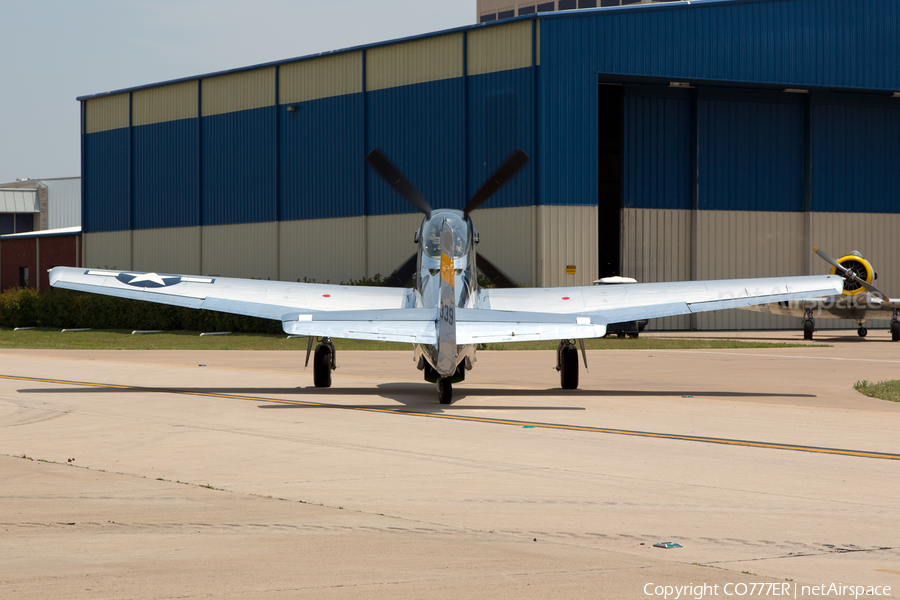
left=201, top=107, right=278, bottom=225
left=83, top=128, right=130, bottom=232
left=280, top=94, right=365, bottom=221
left=366, top=78, right=467, bottom=215
left=697, top=90, right=804, bottom=211
left=623, top=86, right=691, bottom=210
left=811, top=95, right=900, bottom=213
left=542, top=0, right=900, bottom=91
left=467, top=68, right=535, bottom=208
left=133, top=120, right=199, bottom=229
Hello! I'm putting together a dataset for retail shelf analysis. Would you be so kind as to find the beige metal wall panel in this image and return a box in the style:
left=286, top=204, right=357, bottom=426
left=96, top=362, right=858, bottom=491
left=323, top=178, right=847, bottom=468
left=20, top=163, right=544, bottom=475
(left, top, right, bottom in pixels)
left=201, top=68, right=276, bottom=117
left=693, top=211, right=805, bottom=331
left=809, top=212, right=900, bottom=326
left=201, top=222, right=278, bottom=280
left=537, top=205, right=598, bottom=287
left=366, top=213, right=424, bottom=280
left=279, top=217, right=366, bottom=284
left=280, top=53, right=363, bottom=104
left=620, top=208, right=691, bottom=330
left=83, top=230, right=132, bottom=271
left=132, top=81, right=198, bottom=126
left=133, top=227, right=201, bottom=275
left=366, top=34, right=463, bottom=91
left=468, top=21, right=533, bottom=75
left=84, top=93, right=129, bottom=134
left=470, top=206, right=535, bottom=287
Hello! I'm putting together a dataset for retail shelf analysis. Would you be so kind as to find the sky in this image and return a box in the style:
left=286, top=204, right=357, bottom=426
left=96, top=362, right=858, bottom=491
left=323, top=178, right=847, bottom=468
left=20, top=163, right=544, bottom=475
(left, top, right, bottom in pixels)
left=0, top=0, right=476, bottom=184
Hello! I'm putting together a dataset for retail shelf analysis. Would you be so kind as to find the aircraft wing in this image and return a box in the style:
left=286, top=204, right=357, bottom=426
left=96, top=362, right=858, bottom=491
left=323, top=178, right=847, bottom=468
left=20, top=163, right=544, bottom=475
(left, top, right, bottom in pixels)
left=471, top=275, right=843, bottom=342
left=744, top=297, right=899, bottom=321
left=49, top=267, right=424, bottom=342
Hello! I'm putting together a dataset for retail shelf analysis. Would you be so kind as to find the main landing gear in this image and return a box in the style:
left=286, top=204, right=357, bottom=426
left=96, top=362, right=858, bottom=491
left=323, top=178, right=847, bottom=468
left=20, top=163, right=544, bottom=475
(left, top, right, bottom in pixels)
left=892, top=312, right=900, bottom=342
left=308, top=337, right=337, bottom=388
left=857, top=326, right=868, bottom=338
left=556, top=340, right=579, bottom=390
left=803, top=309, right=815, bottom=340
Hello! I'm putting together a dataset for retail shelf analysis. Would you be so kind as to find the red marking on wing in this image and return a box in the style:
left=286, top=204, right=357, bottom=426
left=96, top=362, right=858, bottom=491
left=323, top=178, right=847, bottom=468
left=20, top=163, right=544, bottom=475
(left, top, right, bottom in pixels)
left=561, top=297, right=570, bottom=300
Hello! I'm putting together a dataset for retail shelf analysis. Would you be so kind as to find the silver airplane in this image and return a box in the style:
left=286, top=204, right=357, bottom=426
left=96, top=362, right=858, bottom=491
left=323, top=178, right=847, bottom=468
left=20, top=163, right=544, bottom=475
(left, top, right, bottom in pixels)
left=49, top=150, right=843, bottom=403
left=745, top=248, right=900, bottom=341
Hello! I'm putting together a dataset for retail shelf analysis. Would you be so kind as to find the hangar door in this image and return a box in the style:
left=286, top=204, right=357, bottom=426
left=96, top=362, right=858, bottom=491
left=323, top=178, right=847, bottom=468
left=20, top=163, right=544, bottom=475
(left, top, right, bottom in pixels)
left=617, top=84, right=806, bottom=329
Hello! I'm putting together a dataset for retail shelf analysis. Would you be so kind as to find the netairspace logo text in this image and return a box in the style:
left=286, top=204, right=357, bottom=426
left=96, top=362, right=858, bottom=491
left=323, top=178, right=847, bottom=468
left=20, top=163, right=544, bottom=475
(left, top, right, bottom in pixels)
left=643, top=582, right=892, bottom=599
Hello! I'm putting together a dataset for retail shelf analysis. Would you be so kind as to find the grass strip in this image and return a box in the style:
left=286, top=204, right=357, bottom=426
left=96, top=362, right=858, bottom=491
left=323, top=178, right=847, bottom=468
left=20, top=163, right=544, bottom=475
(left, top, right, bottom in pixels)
left=854, top=379, right=900, bottom=402
left=0, top=327, right=820, bottom=351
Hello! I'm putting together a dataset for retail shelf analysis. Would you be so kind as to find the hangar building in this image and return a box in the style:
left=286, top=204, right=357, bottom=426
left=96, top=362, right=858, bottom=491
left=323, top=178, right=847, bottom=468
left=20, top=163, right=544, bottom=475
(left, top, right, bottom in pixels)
left=78, top=0, right=900, bottom=330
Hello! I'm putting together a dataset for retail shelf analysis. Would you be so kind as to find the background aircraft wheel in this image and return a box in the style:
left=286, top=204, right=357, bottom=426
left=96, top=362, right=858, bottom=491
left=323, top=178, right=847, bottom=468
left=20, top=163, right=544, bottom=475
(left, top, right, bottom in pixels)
left=857, top=327, right=868, bottom=338
left=803, top=319, right=814, bottom=340
left=892, top=321, right=900, bottom=342
left=313, top=344, right=333, bottom=388
left=559, top=344, right=579, bottom=390
left=616, top=333, right=626, bottom=339
left=438, top=378, right=452, bottom=404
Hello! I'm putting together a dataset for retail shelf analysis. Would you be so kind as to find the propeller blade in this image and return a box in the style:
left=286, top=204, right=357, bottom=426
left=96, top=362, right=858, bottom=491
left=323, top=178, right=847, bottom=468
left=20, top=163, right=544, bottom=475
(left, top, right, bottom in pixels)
left=383, top=254, right=418, bottom=288
left=366, top=149, right=432, bottom=218
left=477, top=254, right=517, bottom=289
left=813, top=247, right=884, bottom=297
left=464, top=149, right=529, bottom=215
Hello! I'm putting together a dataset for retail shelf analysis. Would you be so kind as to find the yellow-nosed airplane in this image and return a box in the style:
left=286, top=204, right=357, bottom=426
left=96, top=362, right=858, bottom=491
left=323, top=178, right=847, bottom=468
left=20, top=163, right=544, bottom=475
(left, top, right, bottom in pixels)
left=745, top=248, right=900, bottom=341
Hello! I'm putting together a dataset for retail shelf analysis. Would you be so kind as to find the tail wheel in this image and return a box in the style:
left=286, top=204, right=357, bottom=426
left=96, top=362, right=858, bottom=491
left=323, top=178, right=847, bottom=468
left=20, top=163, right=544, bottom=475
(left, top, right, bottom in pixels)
left=438, top=378, right=453, bottom=404
left=313, top=344, right=333, bottom=388
left=559, top=344, right=579, bottom=390
left=803, top=319, right=814, bottom=340
left=892, top=321, right=900, bottom=342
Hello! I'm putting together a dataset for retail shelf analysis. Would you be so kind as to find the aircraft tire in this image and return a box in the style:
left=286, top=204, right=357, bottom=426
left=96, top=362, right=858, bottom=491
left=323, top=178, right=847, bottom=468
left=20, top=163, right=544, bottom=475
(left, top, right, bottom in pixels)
left=803, top=319, right=814, bottom=340
left=438, top=378, right=452, bottom=404
left=858, top=327, right=868, bottom=338
left=560, top=345, right=579, bottom=390
left=892, top=321, right=900, bottom=342
left=313, top=344, right=333, bottom=388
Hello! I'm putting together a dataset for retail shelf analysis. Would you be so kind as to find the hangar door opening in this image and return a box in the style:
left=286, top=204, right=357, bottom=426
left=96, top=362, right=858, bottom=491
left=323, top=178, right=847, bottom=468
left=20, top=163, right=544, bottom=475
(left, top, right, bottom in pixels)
left=597, top=84, right=622, bottom=278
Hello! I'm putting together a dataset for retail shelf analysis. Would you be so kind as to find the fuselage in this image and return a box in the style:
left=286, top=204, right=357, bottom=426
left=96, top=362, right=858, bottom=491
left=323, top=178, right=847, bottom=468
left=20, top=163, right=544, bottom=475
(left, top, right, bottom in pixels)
left=411, top=209, right=479, bottom=378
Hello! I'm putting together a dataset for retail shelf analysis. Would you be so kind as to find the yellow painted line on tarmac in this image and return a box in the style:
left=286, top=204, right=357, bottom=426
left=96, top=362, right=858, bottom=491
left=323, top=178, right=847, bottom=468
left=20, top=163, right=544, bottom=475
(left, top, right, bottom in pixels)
left=4, top=373, right=900, bottom=462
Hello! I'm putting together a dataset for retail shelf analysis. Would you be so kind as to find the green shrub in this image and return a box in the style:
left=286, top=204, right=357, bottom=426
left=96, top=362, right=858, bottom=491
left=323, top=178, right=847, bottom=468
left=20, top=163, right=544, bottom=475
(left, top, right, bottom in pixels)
left=0, top=287, right=280, bottom=333
left=0, top=287, right=42, bottom=328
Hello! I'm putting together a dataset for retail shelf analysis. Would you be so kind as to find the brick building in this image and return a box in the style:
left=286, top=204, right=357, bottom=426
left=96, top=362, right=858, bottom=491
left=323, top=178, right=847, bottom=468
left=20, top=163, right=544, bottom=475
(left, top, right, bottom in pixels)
left=0, top=227, right=82, bottom=291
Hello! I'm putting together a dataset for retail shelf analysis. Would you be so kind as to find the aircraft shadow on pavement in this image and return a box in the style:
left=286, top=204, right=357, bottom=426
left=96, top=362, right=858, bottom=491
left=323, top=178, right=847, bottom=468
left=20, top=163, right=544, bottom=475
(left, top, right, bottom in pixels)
left=16, top=381, right=816, bottom=412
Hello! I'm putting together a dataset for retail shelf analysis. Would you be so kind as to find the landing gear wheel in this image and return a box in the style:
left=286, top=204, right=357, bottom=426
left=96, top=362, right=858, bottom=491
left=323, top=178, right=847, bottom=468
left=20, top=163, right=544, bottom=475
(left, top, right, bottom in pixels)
left=559, top=344, right=579, bottom=390
left=437, top=378, right=453, bottom=404
left=803, top=319, right=814, bottom=340
left=892, top=320, right=900, bottom=342
left=857, top=327, right=868, bottom=338
left=313, top=343, right=333, bottom=388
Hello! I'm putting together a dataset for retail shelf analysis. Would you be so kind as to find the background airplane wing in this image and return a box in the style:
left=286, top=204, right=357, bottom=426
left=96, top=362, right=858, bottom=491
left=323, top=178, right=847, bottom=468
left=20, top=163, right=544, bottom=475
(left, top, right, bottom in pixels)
left=49, top=266, right=423, bottom=342
left=467, top=275, right=843, bottom=343
left=744, top=298, right=899, bottom=321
